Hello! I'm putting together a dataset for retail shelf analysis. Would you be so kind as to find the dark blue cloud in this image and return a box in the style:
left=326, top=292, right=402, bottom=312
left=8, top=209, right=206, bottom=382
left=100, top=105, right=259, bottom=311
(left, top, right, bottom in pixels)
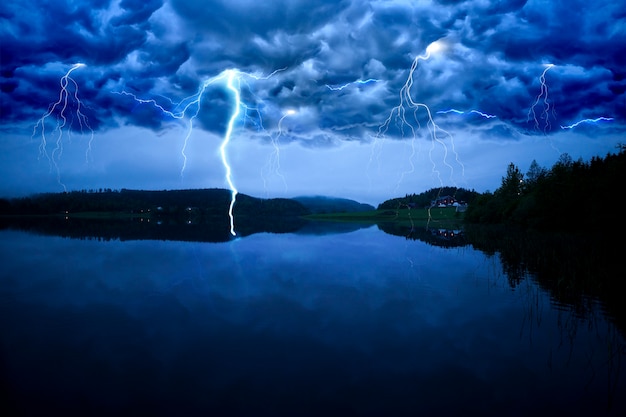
left=1, top=0, right=625, bottom=200
left=112, top=0, right=164, bottom=26
left=170, top=0, right=350, bottom=37
left=1, top=0, right=624, bottom=142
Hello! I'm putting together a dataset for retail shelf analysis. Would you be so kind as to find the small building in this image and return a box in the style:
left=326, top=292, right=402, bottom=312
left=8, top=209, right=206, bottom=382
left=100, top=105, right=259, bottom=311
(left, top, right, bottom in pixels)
left=430, top=195, right=457, bottom=207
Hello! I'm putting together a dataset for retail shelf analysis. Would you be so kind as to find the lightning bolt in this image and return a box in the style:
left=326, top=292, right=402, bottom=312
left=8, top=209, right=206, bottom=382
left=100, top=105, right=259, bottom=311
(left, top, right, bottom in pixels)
left=326, top=78, right=380, bottom=91
left=222, top=70, right=240, bottom=236
left=261, top=109, right=296, bottom=196
left=527, top=64, right=556, bottom=133
left=114, top=75, right=225, bottom=179
left=560, top=117, right=614, bottom=129
left=33, top=63, right=94, bottom=191
left=372, top=40, right=463, bottom=192
left=114, top=68, right=287, bottom=236
left=436, top=109, right=497, bottom=119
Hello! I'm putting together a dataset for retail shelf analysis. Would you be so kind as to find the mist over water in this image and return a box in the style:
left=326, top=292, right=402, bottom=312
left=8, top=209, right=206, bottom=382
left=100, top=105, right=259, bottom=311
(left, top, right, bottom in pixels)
left=1, top=225, right=624, bottom=416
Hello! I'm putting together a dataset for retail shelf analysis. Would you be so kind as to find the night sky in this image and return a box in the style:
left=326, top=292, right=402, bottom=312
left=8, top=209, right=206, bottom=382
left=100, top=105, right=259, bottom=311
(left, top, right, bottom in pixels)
left=1, top=0, right=624, bottom=204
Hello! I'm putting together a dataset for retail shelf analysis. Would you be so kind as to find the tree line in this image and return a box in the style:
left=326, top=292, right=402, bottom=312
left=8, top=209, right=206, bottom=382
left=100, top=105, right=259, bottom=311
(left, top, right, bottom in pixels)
left=0, top=188, right=310, bottom=218
left=465, top=145, right=626, bottom=232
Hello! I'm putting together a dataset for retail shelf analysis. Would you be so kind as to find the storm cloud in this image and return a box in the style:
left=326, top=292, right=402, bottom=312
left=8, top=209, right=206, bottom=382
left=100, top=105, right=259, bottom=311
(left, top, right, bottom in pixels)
left=1, top=0, right=624, bottom=200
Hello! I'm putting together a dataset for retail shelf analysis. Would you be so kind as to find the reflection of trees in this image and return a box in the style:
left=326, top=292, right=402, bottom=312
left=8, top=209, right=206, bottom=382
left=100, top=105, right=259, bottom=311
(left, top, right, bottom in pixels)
left=0, top=215, right=377, bottom=243
left=464, top=224, right=625, bottom=338
left=0, top=215, right=308, bottom=243
left=466, top=223, right=626, bottom=412
left=378, top=219, right=626, bottom=372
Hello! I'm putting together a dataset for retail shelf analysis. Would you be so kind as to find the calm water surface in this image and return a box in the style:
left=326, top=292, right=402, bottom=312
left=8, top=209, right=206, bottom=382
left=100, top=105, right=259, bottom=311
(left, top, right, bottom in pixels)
left=1, top=225, right=624, bottom=416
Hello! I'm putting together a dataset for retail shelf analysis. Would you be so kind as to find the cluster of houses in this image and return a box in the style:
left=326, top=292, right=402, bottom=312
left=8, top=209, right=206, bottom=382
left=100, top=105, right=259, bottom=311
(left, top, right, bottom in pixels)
left=403, top=195, right=468, bottom=212
left=430, top=195, right=468, bottom=212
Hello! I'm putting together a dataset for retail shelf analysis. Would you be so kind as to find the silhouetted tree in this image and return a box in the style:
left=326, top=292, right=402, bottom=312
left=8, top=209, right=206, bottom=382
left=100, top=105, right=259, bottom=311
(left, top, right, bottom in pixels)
left=465, top=148, right=626, bottom=232
left=524, top=159, right=547, bottom=190
left=497, top=163, right=524, bottom=199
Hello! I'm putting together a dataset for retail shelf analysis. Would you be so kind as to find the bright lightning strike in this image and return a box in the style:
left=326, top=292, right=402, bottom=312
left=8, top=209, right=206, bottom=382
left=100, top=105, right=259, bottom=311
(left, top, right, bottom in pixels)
left=425, top=40, right=445, bottom=55
left=560, top=117, right=614, bottom=129
left=373, top=39, right=463, bottom=192
left=326, top=78, right=380, bottom=91
left=114, top=68, right=286, bottom=237
left=527, top=64, right=556, bottom=133
left=33, top=63, right=94, bottom=191
left=222, top=70, right=240, bottom=236
left=436, top=109, right=497, bottom=119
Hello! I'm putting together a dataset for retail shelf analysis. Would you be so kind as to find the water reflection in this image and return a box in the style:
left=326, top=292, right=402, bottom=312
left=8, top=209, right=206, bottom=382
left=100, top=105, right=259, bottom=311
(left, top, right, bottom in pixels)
left=0, top=222, right=624, bottom=416
left=0, top=214, right=310, bottom=243
left=376, top=221, right=467, bottom=248
left=464, top=225, right=625, bottom=334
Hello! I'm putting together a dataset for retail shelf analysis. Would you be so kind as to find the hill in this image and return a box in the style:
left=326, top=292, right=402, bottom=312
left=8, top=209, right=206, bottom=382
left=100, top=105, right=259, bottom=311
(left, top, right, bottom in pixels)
left=293, top=196, right=375, bottom=214
left=0, top=188, right=310, bottom=218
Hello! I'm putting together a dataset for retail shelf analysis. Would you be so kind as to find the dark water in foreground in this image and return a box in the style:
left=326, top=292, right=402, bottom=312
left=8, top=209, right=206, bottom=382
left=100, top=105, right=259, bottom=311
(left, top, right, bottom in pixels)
left=1, top=223, right=624, bottom=416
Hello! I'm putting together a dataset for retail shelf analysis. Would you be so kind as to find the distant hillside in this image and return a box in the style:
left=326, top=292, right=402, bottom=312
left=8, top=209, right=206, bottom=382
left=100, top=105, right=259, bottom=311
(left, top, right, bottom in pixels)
left=294, top=196, right=375, bottom=214
left=0, top=188, right=310, bottom=218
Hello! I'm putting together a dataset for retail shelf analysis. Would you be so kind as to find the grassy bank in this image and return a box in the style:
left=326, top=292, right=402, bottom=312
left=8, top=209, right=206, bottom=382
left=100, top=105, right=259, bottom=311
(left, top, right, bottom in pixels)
left=305, top=207, right=464, bottom=225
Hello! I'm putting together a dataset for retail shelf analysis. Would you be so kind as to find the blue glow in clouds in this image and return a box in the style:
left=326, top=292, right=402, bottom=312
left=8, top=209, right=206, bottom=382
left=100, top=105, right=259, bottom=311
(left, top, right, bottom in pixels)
left=33, top=63, right=94, bottom=191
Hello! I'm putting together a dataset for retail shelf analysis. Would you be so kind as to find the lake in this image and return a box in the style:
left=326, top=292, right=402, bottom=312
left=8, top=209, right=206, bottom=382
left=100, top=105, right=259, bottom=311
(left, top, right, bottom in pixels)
left=1, top=221, right=624, bottom=416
